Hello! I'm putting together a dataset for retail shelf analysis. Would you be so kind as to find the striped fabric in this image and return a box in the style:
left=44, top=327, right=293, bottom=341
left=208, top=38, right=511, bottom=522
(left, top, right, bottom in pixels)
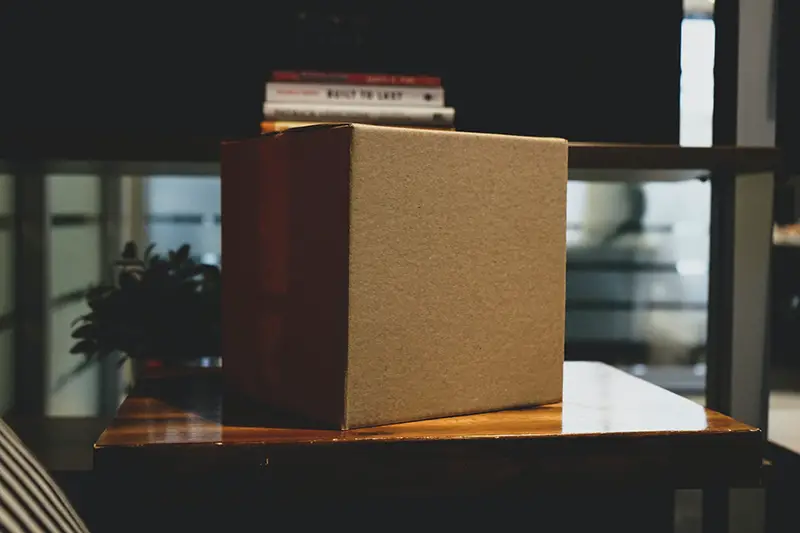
left=0, top=419, right=89, bottom=533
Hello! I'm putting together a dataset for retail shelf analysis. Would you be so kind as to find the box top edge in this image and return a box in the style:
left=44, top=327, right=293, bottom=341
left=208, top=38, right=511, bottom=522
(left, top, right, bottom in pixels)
left=348, top=124, right=567, bottom=144
left=222, top=124, right=568, bottom=146
left=222, top=123, right=354, bottom=146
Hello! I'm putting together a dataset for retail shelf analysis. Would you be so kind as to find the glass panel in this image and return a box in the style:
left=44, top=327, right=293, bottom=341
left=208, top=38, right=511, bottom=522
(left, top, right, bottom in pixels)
left=47, top=302, right=99, bottom=416
left=565, top=179, right=710, bottom=395
left=48, top=174, right=101, bottom=214
left=46, top=174, right=102, bottom=416
left=146, top=176, right=221, bottom=264
left=50, top=226, right=102, bottom=299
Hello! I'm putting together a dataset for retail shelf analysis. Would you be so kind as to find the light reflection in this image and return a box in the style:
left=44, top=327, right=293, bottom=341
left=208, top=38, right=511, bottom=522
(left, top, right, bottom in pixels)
left=676, top=259, right=707, bottom=276
left=561, top=362, right=709, bottom=434
left=156, top=415, right=222, bottom=444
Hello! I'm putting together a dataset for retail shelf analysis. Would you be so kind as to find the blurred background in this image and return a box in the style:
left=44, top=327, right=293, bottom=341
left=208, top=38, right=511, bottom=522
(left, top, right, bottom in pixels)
left=0, top=0, right=715, bottom=413
left=4, top=1, right=797, bottom=529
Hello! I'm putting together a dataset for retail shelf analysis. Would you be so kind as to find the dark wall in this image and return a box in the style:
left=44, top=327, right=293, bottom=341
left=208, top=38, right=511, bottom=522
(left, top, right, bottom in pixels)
left=443, top=2, right=682, bottom=143
left=777, top=0, right=800, bottom=174
left=0, top=2, right=681, bottom=157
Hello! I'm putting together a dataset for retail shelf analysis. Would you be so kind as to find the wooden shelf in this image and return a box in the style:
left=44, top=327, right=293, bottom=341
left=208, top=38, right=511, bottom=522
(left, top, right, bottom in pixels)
left=0, top=134, right=781, bottom=176
left=569, top=143, right=779, bottom=172
left=94, top=362, right=762, bottom=490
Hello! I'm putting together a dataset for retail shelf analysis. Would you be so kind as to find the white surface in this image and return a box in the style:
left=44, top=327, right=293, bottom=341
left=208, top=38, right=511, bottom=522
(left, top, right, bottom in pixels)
left=680, top=18, right=715, bottom=147
left=767, top=393, right=800, bottom=454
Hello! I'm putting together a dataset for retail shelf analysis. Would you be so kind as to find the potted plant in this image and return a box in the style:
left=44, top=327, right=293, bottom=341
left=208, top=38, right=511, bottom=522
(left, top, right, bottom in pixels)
left=69, top=241, right=221, bottom=378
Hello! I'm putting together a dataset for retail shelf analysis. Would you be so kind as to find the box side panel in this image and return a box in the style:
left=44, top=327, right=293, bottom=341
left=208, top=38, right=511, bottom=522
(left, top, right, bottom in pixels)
left=221, top=131, right=351, bottom=428
left=346, top=127, right=567, bottom=428
left=221, top=139, right=276, bottom=403
left=279, top=128, right=352, bottom=426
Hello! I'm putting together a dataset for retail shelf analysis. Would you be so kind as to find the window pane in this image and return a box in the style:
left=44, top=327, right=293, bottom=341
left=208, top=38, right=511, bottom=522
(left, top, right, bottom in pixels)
left=50, top=226, right=101, bottom=299
left=48, top=174, right=101, bottom=214
left=680, top=17, right=715, bottom=147
left=48, top=302, right=99, bottom=416
left=46, top=174, right=102, bottom=416
left=146, top=176, right=221, bottom=264
left=566, top=178, right=709, bottom=395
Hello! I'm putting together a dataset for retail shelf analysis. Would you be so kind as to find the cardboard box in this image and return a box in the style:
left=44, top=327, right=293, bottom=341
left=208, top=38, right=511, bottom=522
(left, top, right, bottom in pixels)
left=221, top=124, right=567, bottom=429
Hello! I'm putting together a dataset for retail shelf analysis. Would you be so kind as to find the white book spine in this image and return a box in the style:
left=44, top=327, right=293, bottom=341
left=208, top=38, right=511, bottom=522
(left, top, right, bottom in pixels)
left=263, top=102, right=455, bottom=125
left=266, top=82, right=445, bottom=107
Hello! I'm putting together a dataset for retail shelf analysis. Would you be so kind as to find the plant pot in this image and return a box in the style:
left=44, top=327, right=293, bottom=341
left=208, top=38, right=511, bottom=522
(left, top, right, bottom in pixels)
left=132, top=357, right=221, bottom=380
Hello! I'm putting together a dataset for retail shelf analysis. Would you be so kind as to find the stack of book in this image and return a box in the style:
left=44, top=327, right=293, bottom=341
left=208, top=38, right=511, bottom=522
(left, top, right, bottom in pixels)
left=261, top=71, right=455, bottom=133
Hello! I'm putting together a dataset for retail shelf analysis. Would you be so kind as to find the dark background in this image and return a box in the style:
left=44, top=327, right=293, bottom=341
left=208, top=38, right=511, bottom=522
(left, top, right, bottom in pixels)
left=0, top=2, right=682, bottom=159
left=776, top=0, right=800, bottom=174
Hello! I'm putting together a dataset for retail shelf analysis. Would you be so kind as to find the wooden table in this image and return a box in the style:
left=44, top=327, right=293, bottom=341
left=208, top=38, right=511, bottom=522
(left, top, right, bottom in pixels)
left=92, top=362, right=762, bottom=531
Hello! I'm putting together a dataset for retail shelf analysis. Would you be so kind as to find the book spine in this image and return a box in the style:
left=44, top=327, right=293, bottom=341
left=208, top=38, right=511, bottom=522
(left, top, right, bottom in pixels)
left=272, top=71, right=441, bottom=87
left=263, top=102, right=455, bottom=125
left=260, top=121, right=323, bottom=133
left=260, top=121, right=456, bottom=134
left=266, top=82, right=445, bottom=107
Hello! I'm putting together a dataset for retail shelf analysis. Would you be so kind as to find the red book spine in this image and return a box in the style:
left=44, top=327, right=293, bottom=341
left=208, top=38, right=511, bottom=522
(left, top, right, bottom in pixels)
left=272, top=71, right=441, bottom=87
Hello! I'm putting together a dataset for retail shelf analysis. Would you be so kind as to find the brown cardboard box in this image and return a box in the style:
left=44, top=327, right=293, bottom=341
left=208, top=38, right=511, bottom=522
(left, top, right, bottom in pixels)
left=221, top=124, right=567, bottom=429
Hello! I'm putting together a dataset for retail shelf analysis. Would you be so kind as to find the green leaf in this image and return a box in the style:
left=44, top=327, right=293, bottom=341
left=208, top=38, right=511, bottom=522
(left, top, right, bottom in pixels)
left=52, top=357, right=99, bottom=393
left=86, top=286, right=115, bottom=310
left=69, top=236, right=222, bottom=365
left=175, top=244, right=191, bottom=264
left=86, top=285, right=114, bottom=298
left=143, top=243, right=157, bottom=261
left=71, top=323, right=94, bottom=339
left=200, top=264, right=221, bottom=280
left=118, top=270, right=140, bottom=289
left=121, top=241, right=138, bottom=260
left=70, top=313, right=94, bottom=328
left=70, top=339, right=97, bottom=354
left=114, top=258, right=145, bottom=268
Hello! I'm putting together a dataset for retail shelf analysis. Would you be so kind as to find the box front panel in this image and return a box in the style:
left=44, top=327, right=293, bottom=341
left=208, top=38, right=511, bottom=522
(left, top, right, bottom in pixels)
left=346, top=126, right=567, bottom=428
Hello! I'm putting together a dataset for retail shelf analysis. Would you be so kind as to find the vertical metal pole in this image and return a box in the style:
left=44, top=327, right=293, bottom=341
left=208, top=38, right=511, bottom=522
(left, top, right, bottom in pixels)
left=706, top=170, right=774, bottom=533
left=706, top=174, right=735, bottom=414
left=706, top=0, right=776, bottom=532
left=705, top=172, right=735, bottom=533
left=11, top=161, right=48, bottom=416
left=727, top=172, right=774, bottom=533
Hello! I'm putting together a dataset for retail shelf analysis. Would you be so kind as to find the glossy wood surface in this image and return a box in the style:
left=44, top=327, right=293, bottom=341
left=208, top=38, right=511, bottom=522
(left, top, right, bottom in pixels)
left=94, top=362, right=763, bottom=489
